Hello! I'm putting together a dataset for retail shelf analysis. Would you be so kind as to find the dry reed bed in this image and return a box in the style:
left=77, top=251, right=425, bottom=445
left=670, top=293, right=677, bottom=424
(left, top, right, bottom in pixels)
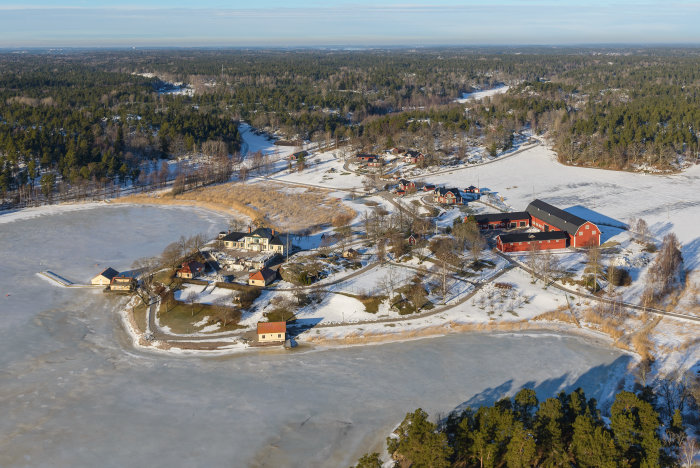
left=531, top=306, right=578, bottom=325
left=582, top=308, right=625, bottom=341
left=302, top=317, right=595, bottom=346
left=118, top=182, right=355, bottom=232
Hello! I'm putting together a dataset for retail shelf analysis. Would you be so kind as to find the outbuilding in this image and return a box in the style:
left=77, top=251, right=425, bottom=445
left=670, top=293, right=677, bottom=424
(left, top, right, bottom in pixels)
left=496, top=231, right=569, bottom=252
left=109, top=276, right=136, bottom=291
left=248, top=267, right=277, bottom=287
left=472, top=212, right=531, bottom=230
left=257, top=321, right=286, bottom=343
left=91, top=267, right=119, bottom=286
left=342, top=248, right=360, bottom=259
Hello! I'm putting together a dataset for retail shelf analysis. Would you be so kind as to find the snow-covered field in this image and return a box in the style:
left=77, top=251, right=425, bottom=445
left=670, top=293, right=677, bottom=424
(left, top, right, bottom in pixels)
left=454, top=85, right=510, bottom=103
left=435, top=144, right=700, bottom=274
left=267, top=149, right=360, bottom=189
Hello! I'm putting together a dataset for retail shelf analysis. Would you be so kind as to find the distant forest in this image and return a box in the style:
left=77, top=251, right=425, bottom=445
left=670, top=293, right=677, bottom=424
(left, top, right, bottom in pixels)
left=1, top=48, right=700, bottom=205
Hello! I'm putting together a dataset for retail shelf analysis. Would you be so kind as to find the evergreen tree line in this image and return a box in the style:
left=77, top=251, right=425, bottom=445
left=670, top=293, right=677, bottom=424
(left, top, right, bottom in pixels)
left=354, top=386, right=698, bottom=468
left=4, top=48, right=700, bottom=204
left=0, top=59, right=241, bottom=205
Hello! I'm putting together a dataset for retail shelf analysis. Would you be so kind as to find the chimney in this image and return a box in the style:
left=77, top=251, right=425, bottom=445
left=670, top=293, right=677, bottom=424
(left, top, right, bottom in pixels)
left=249, top=226, right=252, bottom=233
left=271, top=228, right=275, bottom=235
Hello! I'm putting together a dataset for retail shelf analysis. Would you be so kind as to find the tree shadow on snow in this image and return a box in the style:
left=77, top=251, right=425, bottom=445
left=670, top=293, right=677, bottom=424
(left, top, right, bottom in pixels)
left=565, top=205, right=627, bottom=244
left=681, top=237, right=700, bottom=271
left=286, top=317, right=324, bottom=339
left=449, top=355, right=633, bottom=417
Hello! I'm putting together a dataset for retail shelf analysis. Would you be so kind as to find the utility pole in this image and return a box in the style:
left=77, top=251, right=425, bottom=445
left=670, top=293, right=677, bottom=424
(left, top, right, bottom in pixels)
left=442, top=259, right=447, bottom=305
left=286, top=233, right=290, bottom=262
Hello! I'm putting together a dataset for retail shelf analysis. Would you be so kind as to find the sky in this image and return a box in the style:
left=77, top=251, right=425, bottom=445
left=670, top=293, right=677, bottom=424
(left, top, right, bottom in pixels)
left=0, top=1, right=699, bottom=47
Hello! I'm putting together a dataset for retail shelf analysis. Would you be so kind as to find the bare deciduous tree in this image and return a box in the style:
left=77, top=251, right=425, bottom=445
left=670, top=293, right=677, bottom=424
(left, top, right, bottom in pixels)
left=161, top=241, right=184, bottom=271
left=185, top=291, right=198, bottom=317
left=680, top=438, right=699, bottom=468
left=213, top=297, right=237, bottom=327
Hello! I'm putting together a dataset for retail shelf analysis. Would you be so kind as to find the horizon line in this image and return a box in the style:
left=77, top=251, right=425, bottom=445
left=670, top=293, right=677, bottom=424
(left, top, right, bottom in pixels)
left=3, top=42, right=700, bottom=51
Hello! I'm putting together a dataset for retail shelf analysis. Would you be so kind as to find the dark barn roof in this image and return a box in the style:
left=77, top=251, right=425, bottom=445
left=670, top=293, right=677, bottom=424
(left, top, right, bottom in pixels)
left=498, top=231, right=569, bottom=244
left=474, top=211, right=530, bottom=224
left=526, top=199, right=588, bottom=235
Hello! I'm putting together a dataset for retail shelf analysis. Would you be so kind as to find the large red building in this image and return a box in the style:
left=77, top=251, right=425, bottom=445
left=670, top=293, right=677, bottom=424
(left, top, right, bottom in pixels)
left=526, top=199, right=600, bottom=248
left=479, top=199, right=601, bottom=252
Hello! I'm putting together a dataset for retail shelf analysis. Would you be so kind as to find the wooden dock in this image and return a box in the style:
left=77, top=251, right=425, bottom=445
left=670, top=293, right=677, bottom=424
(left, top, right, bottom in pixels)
left=37, top=271, right=102, bottom=289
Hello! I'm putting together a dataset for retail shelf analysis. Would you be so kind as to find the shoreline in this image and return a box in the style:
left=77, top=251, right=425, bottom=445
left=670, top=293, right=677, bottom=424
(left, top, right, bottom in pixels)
left=119, top=297, right=636, bottom=360
left=112, top=194, right=241, bottom=219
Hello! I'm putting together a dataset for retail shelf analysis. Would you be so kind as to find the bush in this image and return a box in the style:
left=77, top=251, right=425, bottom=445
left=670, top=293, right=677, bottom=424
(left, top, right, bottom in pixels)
left=280, top=262, right=325, bottom=285
left=358, top=294, right=385, bottom=313
left=582, top=274, right=601, bottom=292
left=264, top=309, right=295, bottom=322
left=607, top=266, right=632, bottom=286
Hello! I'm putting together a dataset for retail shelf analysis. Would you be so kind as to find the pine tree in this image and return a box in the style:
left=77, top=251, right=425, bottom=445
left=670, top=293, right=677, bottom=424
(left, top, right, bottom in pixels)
left=387, top=409, right=452, bottom=468
left=610, top=391, right=662, bottom=468
left=571, top=414, right=619, bottom=467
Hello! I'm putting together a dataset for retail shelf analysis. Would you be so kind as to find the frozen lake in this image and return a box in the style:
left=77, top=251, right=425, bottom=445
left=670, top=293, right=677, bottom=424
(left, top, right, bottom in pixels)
left=0, top=204, right=631, bottom=467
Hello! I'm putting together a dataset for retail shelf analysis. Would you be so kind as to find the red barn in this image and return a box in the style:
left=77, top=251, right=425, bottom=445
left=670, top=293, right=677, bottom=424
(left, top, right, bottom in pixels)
left=526, top=199, right=600, bottom=248
left=497, top=231, right=569, bottom=252
left=472, top=212, right=530, bottom=230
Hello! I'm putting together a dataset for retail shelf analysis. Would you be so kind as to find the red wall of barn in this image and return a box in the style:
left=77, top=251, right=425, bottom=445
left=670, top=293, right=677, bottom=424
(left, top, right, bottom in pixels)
left=572, top=222, right=601, bottom=247
left=497, top=237, right=568, bottom=252
left=529, top=215, right=562, bottom=232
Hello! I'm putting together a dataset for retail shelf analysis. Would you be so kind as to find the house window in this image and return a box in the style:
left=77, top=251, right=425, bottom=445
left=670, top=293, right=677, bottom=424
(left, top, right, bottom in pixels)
left=262, top=334, right=265, bottom=339
left=586, top=225, right=590, bottom=229
left=592, top=230, right=596, bottom=235
left=579, top=232, right=583, bottom=236
left=278, top=334, right=282, bottom=338
left=520, top=221, right=526, bottom=227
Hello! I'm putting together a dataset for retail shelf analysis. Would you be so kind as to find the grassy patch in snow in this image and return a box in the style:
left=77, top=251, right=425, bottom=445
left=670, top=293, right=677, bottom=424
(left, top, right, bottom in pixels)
left=132, top=303, right=148, bottom=333
left=159, top=302, right=243, bottom=334
left=336, top=292, right=387, bottom=314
